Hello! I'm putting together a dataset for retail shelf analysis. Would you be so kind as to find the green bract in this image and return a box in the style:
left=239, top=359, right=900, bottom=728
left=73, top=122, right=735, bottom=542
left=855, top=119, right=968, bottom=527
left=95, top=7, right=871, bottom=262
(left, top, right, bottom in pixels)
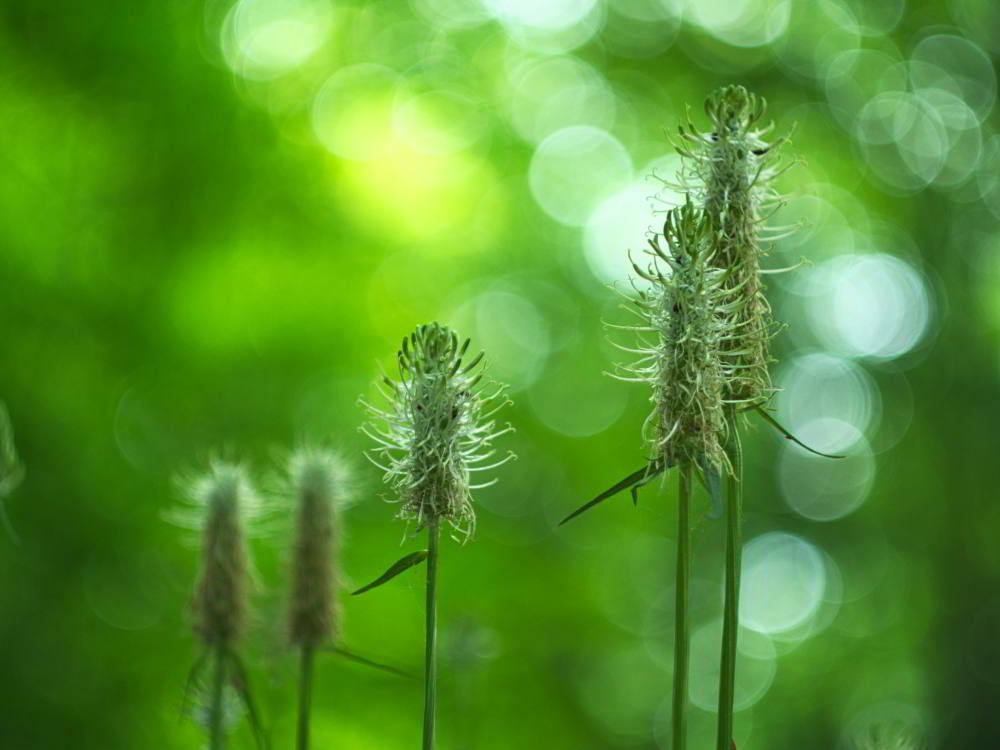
left=363, top=323, right=514, bottom=540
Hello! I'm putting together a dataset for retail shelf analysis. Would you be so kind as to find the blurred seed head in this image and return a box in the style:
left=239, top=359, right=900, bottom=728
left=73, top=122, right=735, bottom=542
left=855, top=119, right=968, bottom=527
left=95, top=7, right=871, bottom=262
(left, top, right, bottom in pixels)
left=675, top=84, right=796, bottom=406
left=286, top=447, right=349, bottom=648
left=853, top=724, right=924, bottom=750
left=616, top=200, right=730, bottom=472
left=190, top=461, right=255, bottom=649
left=362, top=322, right=514, bottom=541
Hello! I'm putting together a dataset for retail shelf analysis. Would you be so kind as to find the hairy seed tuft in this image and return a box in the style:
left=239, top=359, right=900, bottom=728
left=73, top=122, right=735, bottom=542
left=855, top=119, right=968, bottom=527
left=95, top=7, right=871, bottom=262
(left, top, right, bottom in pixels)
left=192, top=462, right=254, bottom=649
left=287, top=448, right=348, bottom=648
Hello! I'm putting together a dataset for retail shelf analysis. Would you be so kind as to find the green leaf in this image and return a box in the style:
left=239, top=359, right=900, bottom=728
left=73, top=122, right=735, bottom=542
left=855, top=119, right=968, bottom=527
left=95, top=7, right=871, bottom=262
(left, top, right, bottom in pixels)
left=227, top=650, right=270, bottom=750
left=327, top=646, right=414, bottom=679
left=696, top=456, right=723, bottom=519
left=178, top=651, right=210, bottom=722
left=560, top=461, right=665, bottom=526
left=754, top=406, right=846, bottom=459
left=352, top=551, right=429, bottom=595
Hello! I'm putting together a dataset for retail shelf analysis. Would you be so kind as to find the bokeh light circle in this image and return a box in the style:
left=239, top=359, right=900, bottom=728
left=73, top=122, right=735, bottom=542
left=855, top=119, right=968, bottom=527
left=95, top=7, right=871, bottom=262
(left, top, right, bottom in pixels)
left=740, top=532, right=827, bottom=635
left=312, top=64, right=400, bottom=161
left=508, top=56, right=616, bottom=144
left=804, top=254, right=931, bottom=361
left=689, top=619, right=777, bottom=712
left=529, top=126, right=633, bottom=227
left=776, top=352, right=880, bottom=453
left=779, top=428, right=876, bottom=521
left=222, top=0, right=332, bottom=80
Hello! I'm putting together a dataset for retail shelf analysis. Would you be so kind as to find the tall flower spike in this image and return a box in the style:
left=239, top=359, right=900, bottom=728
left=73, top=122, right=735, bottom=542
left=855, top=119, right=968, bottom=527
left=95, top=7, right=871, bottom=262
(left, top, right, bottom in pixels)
left=616, top=199, right=731, bottom=474
left=362, top=322, right=514, bottom=540
left=192, top=462, right=255, bottom=649
left=287, top=448, right=348, bottom=648
left=675, top=84, right=795, bottom=406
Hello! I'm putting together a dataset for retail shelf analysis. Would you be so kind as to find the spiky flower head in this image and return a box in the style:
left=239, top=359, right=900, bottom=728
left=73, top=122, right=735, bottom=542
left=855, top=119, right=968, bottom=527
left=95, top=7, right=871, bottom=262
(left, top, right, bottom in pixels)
left=188, top=461, right=255, bottom=649
left=286, top=447, right=349, bottom=648
left=362, top=323, right=514, bottom=541
left=0, top=402, right=24, bottom=497
left=618, top=199, right=730, bottom=473
left=675, top=84, right=795, bottom=407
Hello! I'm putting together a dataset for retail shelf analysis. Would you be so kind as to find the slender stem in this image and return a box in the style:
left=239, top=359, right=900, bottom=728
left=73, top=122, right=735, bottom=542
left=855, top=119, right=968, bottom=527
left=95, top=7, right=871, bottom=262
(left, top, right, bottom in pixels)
left=209, top=645, right=227, bottom=750
left=422, top=520, right=440, bottom=750
left=297, top=645, right=315, bottom=750
left=716, top=406, right=743, bottom=750
left=672, top=462, right=692, bottom=750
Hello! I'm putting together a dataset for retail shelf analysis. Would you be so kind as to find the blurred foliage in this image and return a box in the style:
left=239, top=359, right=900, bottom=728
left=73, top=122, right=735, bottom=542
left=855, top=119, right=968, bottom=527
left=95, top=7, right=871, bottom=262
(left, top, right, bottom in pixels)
left=0, top=0, right=998, bottom=748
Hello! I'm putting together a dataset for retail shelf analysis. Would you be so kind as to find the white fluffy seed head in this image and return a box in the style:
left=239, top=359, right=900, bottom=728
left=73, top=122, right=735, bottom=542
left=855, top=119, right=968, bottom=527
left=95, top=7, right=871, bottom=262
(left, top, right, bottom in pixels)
left=362, top=323, right=514, bottom=541
left=190, top=462, right=255, bottom=648
left=286, top=447, right=349, bottom=648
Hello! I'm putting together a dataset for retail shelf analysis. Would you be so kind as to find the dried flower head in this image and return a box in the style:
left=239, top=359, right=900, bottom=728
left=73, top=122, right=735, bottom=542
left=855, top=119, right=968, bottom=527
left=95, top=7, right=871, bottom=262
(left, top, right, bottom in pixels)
left=286, top=447, right=349, bottom=648
left=362, top=323, right=514, bottom=540
left=616, top=199, right=731, bottom=473
left=0, top=402, right=24, bottom=497
left=674, top=84, right=796, bottom=407
left=189, top=462, right=256, bottom=649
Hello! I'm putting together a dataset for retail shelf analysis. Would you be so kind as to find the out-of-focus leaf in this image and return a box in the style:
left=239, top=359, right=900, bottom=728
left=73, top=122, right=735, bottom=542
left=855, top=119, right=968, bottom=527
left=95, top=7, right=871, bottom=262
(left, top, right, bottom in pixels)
left=227, top=650, right=269, bottom=750
left=328, top=645, right=414, bottom=679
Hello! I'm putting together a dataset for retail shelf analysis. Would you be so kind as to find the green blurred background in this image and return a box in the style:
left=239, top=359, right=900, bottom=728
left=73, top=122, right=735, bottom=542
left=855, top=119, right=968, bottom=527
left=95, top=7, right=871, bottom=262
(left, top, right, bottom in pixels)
left=1, top=0, right=999, bottom=747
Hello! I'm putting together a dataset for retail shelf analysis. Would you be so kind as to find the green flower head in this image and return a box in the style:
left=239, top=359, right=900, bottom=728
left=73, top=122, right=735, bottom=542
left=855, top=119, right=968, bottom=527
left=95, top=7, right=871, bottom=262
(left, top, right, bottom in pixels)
left=363, top=323, right=514, bottom=541
left=617, top=199, right=731, bottom=473
left=675, top=84, right=796, bottom=407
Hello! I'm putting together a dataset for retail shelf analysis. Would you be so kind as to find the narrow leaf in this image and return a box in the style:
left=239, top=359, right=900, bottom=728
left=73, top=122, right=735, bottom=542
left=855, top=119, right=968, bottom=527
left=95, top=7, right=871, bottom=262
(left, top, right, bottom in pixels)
left=178, top=651, right=210, bottom=722
left=352, top=551, right=429, bottom=595
left=227, top=651, right=270, bottom=750
left=630, top=461, right=668, bottom=505
left=696, top=456, right=723, bottom=520
left=328, top=646, right=415, bottom=679
left=560, top=462, right=663, bottom=526
left=754, top=407, right=845, bottom=459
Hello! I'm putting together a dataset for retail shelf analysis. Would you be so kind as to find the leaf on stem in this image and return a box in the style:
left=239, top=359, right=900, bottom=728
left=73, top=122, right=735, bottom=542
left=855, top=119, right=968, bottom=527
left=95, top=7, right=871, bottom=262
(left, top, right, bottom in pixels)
left=754, top=406, right=845, bottom=459
left=696, top=455, right=724, bottom=519
left=327, top=645, right=415, bottom=679
left=227, top=650, right=270, bottom=750
left=560, top=461, right=665, bottom=526
left=352, top=551, right=429, bottom=595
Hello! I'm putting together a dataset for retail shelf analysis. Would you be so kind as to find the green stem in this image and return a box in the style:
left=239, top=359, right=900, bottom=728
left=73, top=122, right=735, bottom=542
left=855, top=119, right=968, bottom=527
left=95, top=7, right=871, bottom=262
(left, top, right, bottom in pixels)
left=297, top=645, right=315, bottom=750
left=672, top=462, right=692, bottom=750
left=716, top=406, right=743, bottom=750
left=209, top=645, right=227, bottom=750
left=423, top=520, right=440, bottom=750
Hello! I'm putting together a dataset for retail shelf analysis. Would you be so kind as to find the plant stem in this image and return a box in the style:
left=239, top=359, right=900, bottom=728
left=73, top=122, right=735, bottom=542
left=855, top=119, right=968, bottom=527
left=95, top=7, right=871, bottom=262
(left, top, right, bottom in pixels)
left=672, top=462, right=692, bottom=750
left=423, top=519, right=440, bottom=750
left=297, top=645, right=315, bottom=750
left=209, top=645, right=227, bottom=750
left=716, top=406, right=743, bottom=750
